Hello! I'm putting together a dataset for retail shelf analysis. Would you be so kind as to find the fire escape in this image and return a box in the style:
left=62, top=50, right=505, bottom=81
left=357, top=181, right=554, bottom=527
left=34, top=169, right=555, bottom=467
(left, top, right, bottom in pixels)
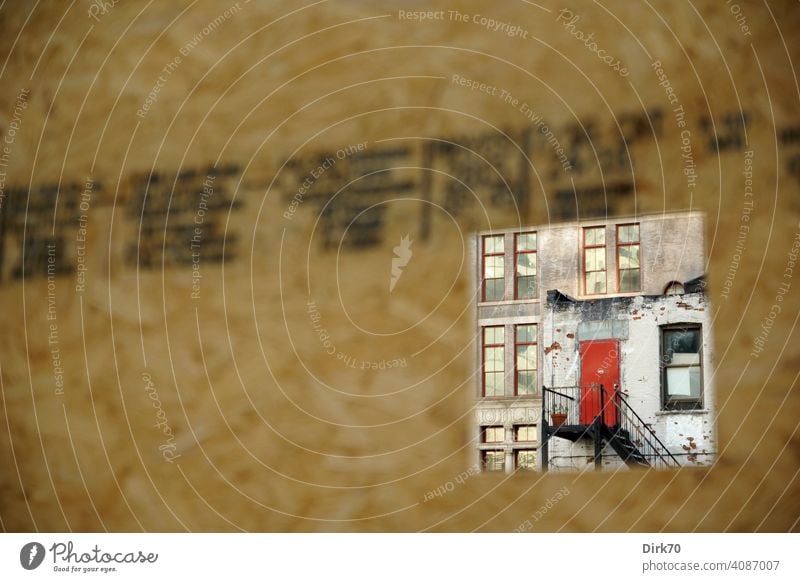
left=540, top=384, right=680, bottom=470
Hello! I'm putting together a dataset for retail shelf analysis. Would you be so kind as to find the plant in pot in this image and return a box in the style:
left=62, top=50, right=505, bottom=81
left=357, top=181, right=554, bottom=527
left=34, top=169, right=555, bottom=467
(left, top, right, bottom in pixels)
left=550, top=404, right=568, bottom=427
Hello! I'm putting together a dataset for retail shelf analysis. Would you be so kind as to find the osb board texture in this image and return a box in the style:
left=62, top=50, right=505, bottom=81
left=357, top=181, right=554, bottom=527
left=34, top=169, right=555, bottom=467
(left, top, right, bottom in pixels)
left=0, top=0, right=798, bottom=532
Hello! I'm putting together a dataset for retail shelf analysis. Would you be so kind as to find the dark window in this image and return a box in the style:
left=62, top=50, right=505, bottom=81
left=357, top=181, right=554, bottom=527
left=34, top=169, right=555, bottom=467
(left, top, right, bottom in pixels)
left=661, top=325, right=703, bottom=409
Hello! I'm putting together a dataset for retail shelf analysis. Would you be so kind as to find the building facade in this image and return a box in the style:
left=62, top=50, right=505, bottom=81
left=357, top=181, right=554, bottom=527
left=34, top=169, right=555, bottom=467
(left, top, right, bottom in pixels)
left=473, top=211, right=715, bottom=472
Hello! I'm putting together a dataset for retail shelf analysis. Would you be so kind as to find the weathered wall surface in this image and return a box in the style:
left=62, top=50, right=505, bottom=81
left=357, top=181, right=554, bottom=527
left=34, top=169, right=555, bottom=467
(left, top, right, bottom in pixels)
left=543, top=291, right=714, bottom=470
left=0, top=0, right=798, bottom=531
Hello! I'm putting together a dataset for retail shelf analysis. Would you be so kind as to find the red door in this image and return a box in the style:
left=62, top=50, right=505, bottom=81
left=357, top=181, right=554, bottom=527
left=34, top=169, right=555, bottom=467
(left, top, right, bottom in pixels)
left=579, top=340, right=620, bottom=425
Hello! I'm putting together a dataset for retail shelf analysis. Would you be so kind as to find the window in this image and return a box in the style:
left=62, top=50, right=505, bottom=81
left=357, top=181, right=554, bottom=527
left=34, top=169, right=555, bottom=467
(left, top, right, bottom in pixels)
left=664, top=281, right=684, bottom=295
left=482, top=426, right=504, bottom=443
left=482, top=450, right=505, bottom=472
left=583, top=226, right=606, bottom=294
left=617, top=224, right=641, bottom=292
left=482, top=235, right=504, bottom=301
left=515, top=450, right=536, bottom=471
left=514, top=232, right=537, bottom=299
left=515, top=324, right=537, bottom=396
left=482, top=326, right=505, bottom=397
left=661, top=325, right=703, bottom=409
left=514, top=425, right=537, bottom=442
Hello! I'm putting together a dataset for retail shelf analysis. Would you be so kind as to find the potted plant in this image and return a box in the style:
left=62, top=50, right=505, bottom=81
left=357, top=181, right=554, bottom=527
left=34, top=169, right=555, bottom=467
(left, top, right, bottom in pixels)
left=551, top=404, right=568, bottom=427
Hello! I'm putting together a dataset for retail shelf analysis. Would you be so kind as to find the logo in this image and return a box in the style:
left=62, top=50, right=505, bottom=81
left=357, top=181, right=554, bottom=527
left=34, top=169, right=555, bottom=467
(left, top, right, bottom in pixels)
left=20, top=542, right=45, bottom=570
left=389, top=234, right=413, bottom=292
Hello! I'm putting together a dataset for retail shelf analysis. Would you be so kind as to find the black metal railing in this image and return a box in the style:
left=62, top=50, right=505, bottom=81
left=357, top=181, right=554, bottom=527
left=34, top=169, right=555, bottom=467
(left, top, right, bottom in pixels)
left=542, top=385, right=581, bottom=426
left=542, top=383, right=681, bottom=470
left=607, top=385, right=681, bottom=469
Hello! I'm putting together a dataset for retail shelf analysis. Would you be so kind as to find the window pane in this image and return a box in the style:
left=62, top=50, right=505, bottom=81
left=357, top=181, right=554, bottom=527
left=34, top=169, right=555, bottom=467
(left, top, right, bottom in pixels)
left=516, top=232, right=536, bottom=251
left=484, top=326, right=504, bottom=345
left=484, top=427, right=504, bottom=442
left=664, top=328, right=700, bottom=363
left=484, top=372, right=504, bottom=396
left=483, top=451, right=504, bottom=471
left=484, top=235, right=504, bottom=254
left=619, top=268, right=640, bottom=292
left=585, top=247, right=605, bottom=271
left=585, top=226, right=605, bottom=246
left=516, top=252, right=536, bottom=276
left=484, top=255, right=504, bottom=278
left=666, top=366, right=701, bottom=398
left=516, top=450, right=536, bottom=471
left=515, top=426, right=537, bottom=441
left=618, top=224, right=639, bottom=243
left=517, top=276, right=536, bottom=299
left=484, top=278, right=504, bottom=301
left=618, top=244, right=640, bottom=269
left=517, top=371, right=537, bottom=395
left=485, top=346, right=504, bottom=371
left=516, top=324, right=536, bottom=343
left=517, top=345, right=536, bottom=370
left=586, top=271, right=606, bottom=294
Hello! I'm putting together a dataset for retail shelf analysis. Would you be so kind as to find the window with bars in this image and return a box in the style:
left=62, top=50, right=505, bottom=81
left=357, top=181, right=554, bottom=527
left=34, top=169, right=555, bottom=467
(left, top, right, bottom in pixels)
left=482, top=326, right=505, bottom=397
left=583, top=226, right=607, bottom=295
left=617, top=223, right=641, bottom=292
left=482, top=235, right=505, bottom=301
left=514, top=232, right=537, bottom=299
left=515, top=324, right=537, bottom=396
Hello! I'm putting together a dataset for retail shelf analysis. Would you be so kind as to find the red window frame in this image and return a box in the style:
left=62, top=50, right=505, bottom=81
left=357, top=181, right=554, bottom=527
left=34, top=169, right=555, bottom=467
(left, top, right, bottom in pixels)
left=514, top=324, right=537, bottom=396
left=514, top=232, right=537, bottom=300
left=482, top=326, right=505, bottom=397
left=616, top=223, right=641, bottom=292
left=583, top=226, right=607, bottom=295
left=482, top=235, right=505, bottom=302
